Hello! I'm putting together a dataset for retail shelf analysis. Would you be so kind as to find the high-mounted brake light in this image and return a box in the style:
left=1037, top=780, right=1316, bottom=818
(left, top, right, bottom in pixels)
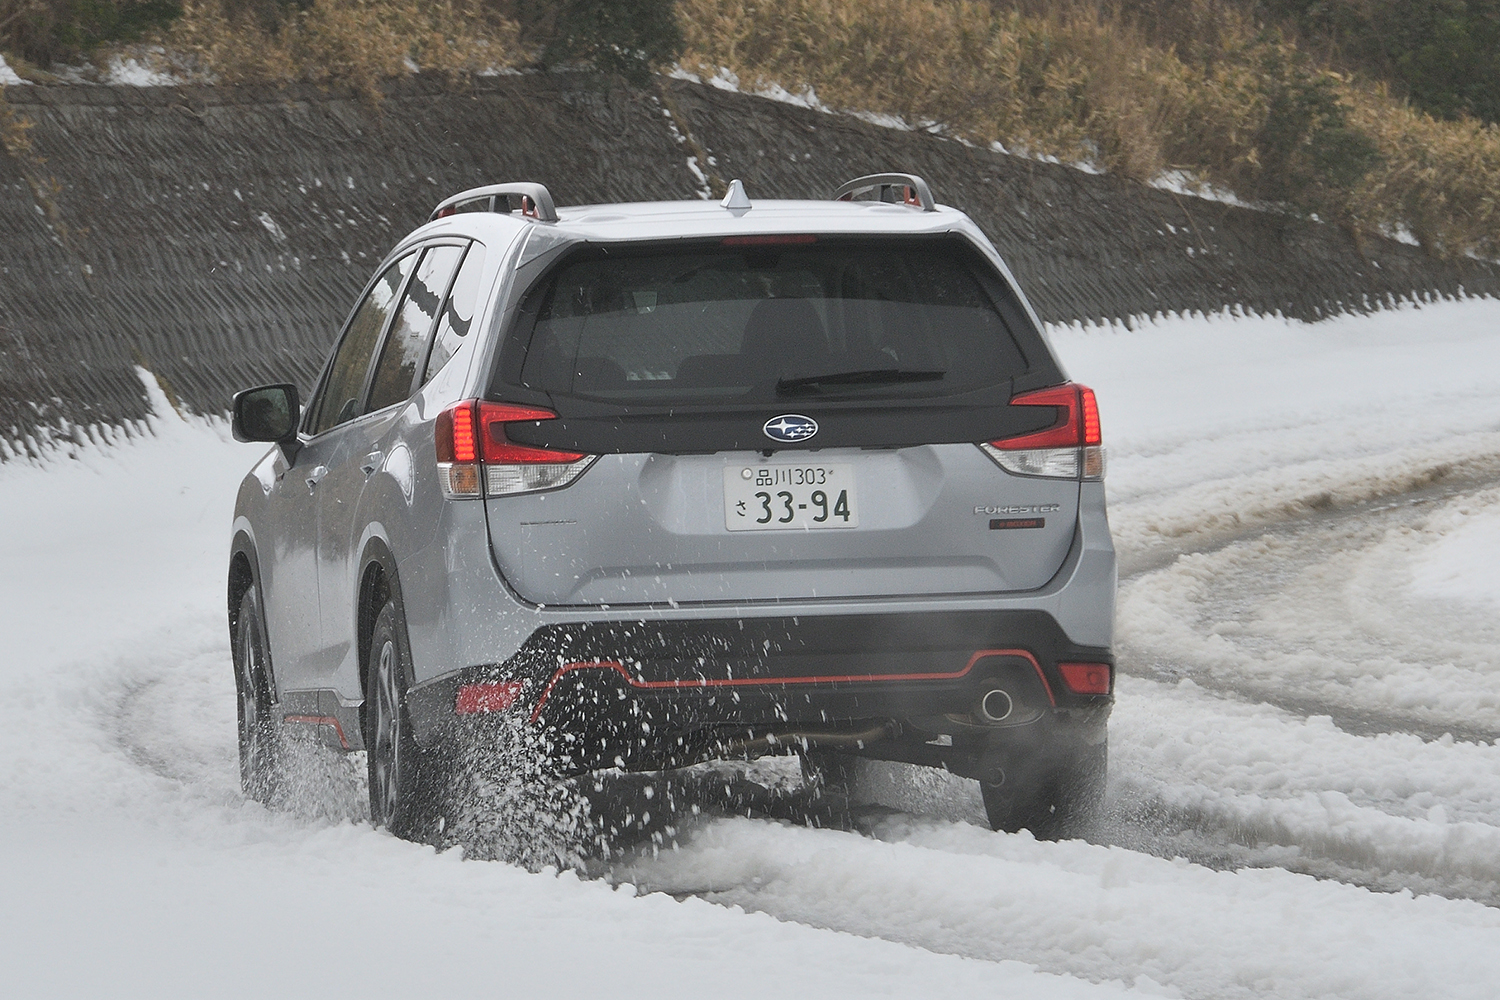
left=979, top=383, right=1105, bottom=480
left=436, top=400, right=595, bottom=499
left=721, top=234, right=818, bottom=246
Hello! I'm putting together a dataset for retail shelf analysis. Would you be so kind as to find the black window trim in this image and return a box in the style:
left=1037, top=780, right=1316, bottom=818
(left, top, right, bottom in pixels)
left=301, top=249, right=419, bottom=438
left=360, top=239, right=474, bottom=419
left=301, top=239, right=468, bottom=439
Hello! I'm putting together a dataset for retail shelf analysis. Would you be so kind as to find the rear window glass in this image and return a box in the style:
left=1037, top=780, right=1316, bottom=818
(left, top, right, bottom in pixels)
left=516, top=239, right=1029, bottom=402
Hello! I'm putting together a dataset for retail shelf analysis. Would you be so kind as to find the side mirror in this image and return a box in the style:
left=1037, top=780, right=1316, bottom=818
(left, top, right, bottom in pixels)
left=232, top=384, right=301, bottom=461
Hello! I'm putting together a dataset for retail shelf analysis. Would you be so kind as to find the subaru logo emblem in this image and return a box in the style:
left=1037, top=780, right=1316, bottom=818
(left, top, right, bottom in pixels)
left=763, top=414, right=819, bottom=443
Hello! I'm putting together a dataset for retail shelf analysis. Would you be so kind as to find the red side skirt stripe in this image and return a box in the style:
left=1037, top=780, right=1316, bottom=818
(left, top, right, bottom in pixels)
left=282, top=714, right=351, bottom=750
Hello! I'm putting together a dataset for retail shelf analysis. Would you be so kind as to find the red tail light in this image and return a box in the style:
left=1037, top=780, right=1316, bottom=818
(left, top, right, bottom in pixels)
left=991, top=383, right=1100, bottom=449
left=436, top=400, right=593, bottom=499
left=1080, top=388, right=1101, bottom=446
left=473, top=402, right=585, bottom=465
left=1058, top=661, right=1112, bottom=695
left=979, top=382, right=1104, bottom=480
left=435, top=403, right=477, bottom=463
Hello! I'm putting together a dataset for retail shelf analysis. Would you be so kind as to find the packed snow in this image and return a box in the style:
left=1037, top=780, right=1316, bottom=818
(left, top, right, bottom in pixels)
left=3, top=295, right=1500, bottom=997
left=1411, top=493, right=1500, bottom=610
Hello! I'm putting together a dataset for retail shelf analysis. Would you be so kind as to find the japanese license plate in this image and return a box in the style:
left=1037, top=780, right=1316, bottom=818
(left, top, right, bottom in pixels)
left=724, top=464, right=859, bottom=530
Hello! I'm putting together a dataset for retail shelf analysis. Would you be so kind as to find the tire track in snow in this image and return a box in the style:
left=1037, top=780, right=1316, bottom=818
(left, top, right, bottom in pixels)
left=1117, top=480, right=1500, bottom=742
left=104, top=622, right=369, bottom=823
left=1105, top=674, right=1500, bottom=905
left=1098, top=477, right=1500, bottom=905
left=620, top=811, right=1500, bottom=1000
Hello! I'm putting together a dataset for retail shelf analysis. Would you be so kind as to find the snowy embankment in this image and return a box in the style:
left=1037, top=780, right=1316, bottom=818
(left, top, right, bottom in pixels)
left=3, top=300, right=1500, bottom=997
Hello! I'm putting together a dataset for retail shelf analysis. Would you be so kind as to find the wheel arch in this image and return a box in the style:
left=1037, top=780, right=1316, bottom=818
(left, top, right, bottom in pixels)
left=228, top=529, right=276, bottom=697
left=356, top=537, right=410, bottom=708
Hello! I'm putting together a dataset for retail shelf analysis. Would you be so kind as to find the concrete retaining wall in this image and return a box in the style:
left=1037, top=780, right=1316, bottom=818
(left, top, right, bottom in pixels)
left=2, top=73, right=1495, bottom=451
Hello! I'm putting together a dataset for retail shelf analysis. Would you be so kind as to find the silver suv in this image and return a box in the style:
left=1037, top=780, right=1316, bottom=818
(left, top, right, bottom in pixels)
left=228, top=174, right=1116, bottom=841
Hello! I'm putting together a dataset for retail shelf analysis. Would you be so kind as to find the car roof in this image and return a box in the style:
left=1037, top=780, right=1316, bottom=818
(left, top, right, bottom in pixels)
left=555, top=198, right=970, bottom=238
left=408, top=197, right=985, bottom=248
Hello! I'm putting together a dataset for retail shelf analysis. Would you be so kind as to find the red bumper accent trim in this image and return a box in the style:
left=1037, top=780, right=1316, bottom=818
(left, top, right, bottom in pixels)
left=1058, top=661, right=1112, bottom=696
left=456, top=681, right=525, bottom=715
left=282, top=714, right=351, bottom=750
left=528, top=648, right=1049, bottom=723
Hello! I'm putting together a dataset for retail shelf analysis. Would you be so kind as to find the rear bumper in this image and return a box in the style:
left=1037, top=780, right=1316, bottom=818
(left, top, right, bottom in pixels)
left=408, top=609, right=1112, bottom=776
left=397, top=481, right=1114, bottom=699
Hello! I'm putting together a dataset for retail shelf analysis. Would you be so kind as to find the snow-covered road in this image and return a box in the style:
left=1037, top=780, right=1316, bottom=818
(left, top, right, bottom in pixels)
left=3, top=299, right=1500, bottom=998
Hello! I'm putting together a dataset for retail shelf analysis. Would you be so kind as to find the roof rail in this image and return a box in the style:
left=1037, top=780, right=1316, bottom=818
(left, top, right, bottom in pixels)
left=831, top=173, right=936, bottom=212
left=430, top=183, right=558, bottom=223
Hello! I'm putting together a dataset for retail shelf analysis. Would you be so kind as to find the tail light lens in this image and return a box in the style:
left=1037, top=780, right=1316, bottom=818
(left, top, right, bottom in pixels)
left=980, top=383, right=1105, bottom=480
left=436, top=400, right=595, bottom=499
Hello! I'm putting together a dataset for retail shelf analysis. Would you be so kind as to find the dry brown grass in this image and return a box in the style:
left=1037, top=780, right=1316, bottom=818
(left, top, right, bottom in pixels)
left=1349, top=89, right=1500, bottom=259
left=0, top=90, right=34, bottom=157
left=154, top=0, right=523, bottom=98
left=676, top=0, right=1221, bottom=177
left=675, top=0, right=1500, bottom=258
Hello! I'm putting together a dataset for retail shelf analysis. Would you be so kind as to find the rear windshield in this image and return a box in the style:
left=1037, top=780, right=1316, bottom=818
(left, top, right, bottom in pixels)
left=514, top=238, right=1031, bottom=403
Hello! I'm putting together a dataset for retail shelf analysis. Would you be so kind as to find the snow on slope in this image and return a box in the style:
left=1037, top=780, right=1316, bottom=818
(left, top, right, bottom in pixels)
left=4, top=291, right=1500, bottom=1000
left=0, top=54, right=28, bottom=86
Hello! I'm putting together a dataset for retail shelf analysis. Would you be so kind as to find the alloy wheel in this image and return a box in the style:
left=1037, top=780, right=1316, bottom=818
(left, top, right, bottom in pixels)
left=370, top=639, right=403, bottom=829
left=235, top=592, right=280, bottom=802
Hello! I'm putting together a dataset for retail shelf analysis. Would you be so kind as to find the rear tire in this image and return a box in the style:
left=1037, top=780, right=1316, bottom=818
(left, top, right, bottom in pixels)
left=365, top=600, right=441, bottom=840
left=981, top=740, right=1106, bottom=840
left=235, top=587, right=282, bottom=803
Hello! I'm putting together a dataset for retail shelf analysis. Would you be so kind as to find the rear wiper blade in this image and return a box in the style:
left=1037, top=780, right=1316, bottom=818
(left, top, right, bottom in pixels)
left=776, top=369, right=946, bottom=394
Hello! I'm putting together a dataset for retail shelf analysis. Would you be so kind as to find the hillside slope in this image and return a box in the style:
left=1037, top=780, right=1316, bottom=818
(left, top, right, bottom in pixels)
left=1, top=73, right=1496, bottom=450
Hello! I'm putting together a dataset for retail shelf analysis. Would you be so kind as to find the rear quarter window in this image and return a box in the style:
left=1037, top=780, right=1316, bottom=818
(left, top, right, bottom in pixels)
left=422, top=241, right=488, bottom=386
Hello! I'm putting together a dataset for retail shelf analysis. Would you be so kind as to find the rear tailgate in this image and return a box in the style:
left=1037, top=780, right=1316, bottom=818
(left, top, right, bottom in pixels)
left=482, top=234, right=1078, bottom=607
left=488, top=443, right=1077, bottom=606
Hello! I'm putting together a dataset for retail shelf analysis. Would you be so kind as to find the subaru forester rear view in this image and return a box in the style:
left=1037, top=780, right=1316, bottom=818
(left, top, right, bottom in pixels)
left=227, top=174, right=1116, bottom=843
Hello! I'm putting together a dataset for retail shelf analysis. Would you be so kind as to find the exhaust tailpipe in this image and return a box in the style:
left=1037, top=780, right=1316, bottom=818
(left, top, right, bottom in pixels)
left=977, top=688, right=1014, bottom=724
